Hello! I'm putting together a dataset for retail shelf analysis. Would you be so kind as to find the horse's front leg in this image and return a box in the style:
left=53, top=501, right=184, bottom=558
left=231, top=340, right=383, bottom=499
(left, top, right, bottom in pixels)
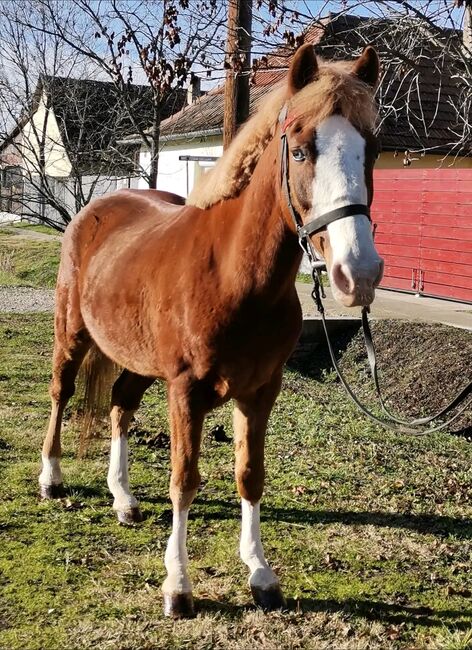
left=162, top=374, right=206, bottom=619
left=234, top=370, right=286, bottom=611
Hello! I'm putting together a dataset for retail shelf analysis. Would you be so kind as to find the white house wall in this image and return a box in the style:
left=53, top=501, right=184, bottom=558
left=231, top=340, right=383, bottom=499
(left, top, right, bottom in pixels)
left=139, top=137, right=472, bottom=200
left=22, top=90, right=72, bottom=177
left=139, top=136, right=223, bottom=197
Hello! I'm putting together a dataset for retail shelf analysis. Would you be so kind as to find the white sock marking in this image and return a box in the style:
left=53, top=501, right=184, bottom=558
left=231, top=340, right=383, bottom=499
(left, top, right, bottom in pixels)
left=312, top=115, right=380, bottom=274
left=163, top=508, right=192, bottom=594
left=39, top=455, right=63, bottom=486
left=240, top=499, right=278, bottom=590
left=107, top=436, right=138, bottom=511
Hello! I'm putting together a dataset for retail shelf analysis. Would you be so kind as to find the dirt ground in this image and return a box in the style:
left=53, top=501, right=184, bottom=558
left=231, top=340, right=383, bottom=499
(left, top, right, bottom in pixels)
left=292, top=319, right=472, bottom=436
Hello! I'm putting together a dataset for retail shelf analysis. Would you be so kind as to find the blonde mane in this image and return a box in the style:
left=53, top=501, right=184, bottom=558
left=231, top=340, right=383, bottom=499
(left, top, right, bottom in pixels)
left=187, top=60, right=378, bottom=210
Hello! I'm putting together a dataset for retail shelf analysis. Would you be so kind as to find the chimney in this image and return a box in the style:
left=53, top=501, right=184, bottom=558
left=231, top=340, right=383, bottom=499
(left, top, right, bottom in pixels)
left=187, top=75, right=201, bottom=104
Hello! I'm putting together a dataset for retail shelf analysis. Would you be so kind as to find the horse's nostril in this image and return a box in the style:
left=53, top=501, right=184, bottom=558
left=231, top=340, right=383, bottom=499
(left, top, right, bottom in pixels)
left=332, top=262, right=355, bottom=294
left=374, top=259, right=385, bottom=287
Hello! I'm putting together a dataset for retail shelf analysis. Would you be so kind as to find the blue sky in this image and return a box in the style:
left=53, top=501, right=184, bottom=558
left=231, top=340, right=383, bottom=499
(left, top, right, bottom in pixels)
left=276, top=1, right=463, bottom=28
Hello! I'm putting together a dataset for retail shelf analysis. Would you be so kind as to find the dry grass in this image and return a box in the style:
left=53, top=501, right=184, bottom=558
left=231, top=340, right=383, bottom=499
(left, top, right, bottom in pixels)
left=0, top=229, right=60, bottom=288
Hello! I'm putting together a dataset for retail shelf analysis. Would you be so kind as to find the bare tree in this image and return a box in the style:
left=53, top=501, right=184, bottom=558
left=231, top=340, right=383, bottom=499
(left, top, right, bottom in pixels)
left=0, top=1, right=164, bottom=229
left=0, top=1, right=88, bottom=228
left=249, top=1, right=471, bottom=160
left=25, top=0, right=227, bottom=188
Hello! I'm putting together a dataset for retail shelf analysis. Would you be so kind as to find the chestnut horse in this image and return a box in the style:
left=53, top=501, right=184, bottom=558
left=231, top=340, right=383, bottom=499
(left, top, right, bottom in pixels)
left=39, top=44, right=383, bottom=617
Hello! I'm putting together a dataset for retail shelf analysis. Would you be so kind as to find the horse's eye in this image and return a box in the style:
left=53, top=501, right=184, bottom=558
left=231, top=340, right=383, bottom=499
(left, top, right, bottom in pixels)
left=291, top=148, right=306, bottom=162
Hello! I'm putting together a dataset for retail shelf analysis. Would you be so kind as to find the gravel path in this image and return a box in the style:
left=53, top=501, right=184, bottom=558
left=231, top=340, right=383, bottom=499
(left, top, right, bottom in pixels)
left=0, top=286, right=55, bottom=313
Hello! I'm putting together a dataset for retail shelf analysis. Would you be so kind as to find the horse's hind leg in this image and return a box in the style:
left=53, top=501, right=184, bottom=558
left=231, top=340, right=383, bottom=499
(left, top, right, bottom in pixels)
left=108, top=370, right=154, bottom=524
left=234, top=369, right=286, bottom=611
left=39, top=329, right=91, bottom=499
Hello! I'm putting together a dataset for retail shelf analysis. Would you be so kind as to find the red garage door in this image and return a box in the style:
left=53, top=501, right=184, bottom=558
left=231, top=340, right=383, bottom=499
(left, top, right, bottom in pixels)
left=372, top=169, right=472, bottom=303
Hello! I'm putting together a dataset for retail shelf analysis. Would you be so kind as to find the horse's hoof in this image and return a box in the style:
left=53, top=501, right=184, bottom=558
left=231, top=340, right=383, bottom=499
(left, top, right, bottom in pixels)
left=251, top=584, right=287, bottom=611
left=116, top=507, right=143, bottom=525
left=163, top=592, right=195, bottom=619
left=39, top=483, right=66, bottom=500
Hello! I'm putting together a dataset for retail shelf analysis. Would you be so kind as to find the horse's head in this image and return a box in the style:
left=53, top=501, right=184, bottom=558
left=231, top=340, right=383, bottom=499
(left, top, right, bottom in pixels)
left=282, top=44, right=384, bottom=307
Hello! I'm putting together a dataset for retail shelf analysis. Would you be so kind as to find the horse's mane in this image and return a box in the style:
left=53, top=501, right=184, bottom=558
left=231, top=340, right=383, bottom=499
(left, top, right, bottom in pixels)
left=187, top=60, right=378, bottom=210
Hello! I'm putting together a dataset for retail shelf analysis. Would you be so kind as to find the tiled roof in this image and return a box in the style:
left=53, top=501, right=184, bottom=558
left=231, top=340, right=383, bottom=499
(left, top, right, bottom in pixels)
left=160, top=13, right=472, bottom=157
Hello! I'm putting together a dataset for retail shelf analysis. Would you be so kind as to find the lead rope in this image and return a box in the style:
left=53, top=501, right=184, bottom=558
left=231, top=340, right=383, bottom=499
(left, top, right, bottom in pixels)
left=309, top=270, right=472, bottom=436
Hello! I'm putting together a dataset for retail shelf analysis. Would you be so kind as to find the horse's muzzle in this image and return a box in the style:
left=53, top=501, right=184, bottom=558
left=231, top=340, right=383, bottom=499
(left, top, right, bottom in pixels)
left=331, top=259, right=384, bottom=307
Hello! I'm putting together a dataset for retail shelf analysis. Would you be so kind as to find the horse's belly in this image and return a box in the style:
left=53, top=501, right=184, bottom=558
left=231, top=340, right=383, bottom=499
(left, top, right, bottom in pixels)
left=81, top=299, right=161, bottom=376
left=79, top=241, right=168, bottom=377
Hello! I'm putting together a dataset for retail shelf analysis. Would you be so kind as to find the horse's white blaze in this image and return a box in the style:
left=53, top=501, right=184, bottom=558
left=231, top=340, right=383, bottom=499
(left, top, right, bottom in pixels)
left=107, top=436, right=138, bottom=511
left=240, top=499, right=279, bottom=589
left=312, top=115, right=380, bottom=280
left=39, top=455, right=62, bottom=486
left=163, top=508, right=192, bottom=594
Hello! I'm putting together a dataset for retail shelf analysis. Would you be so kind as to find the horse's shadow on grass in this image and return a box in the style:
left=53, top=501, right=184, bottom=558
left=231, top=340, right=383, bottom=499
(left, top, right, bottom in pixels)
left=193, top=596, right=472, bottom=630
left=188, top=497, right=472, bottom=539
left=190, top=500, right=471, bottom=628
left=66, top=483, right=109, bottom=499
left=290, top=598, right=472, bottom=629
left=266, top=506, right=472, bottom=539
left=62, top=491, right=471, bottom=539
left=287, top=323, right=359, bottom=381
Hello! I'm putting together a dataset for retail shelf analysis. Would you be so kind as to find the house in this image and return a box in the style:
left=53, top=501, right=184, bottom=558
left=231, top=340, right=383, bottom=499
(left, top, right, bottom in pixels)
left=133, top=12, right=472, bottom=198
left=0, top=76, right=186, bottom=224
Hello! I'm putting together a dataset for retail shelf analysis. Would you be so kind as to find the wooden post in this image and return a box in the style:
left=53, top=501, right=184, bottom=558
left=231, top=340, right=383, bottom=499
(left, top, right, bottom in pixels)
left=223, top=0, right=252, bottom=149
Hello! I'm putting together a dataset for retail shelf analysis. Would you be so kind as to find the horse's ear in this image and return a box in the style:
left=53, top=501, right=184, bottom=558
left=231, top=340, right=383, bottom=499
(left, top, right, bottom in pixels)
left=288, top=44, right=319, bottom=96
left=352, top=46, right=379, bottom=88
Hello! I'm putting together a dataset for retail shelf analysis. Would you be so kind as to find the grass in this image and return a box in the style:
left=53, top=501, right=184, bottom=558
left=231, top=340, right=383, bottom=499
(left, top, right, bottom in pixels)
left=13, top=221, right=61, bottom=235
left=0, top=312, right=471, bottom=649
left=0, top=228, right=61, bottom=288
left=297, top=271, right=329, bottom=286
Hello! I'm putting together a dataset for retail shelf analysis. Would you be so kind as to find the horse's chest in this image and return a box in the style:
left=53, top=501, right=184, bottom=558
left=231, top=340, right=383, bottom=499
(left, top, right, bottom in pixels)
left=207, top=299, right=302, bottom=395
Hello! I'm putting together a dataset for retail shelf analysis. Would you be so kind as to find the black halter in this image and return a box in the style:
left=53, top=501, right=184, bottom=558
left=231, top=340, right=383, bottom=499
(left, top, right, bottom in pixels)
left=278, top=105, right=371, bottom=255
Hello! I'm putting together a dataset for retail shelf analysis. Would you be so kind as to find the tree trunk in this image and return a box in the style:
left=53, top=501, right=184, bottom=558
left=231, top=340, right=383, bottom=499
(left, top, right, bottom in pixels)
left=149, top=103, right=161, bottom=189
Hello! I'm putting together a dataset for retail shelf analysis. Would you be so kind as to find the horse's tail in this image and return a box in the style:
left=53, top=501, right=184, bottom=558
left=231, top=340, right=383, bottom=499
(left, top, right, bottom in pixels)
left=77, top=343, right=119, bottom=457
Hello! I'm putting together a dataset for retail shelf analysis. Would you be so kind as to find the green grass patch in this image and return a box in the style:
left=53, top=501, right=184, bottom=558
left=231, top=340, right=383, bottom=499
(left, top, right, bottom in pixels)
left=0, top=313, right=471, bottom=649
left=0, top=231, right=60, bottom=288
left=296, top=272, right=313, bottom=284
left=297, top=271, right=329, bottom=286
left=13, top=222, right=60, bottom=235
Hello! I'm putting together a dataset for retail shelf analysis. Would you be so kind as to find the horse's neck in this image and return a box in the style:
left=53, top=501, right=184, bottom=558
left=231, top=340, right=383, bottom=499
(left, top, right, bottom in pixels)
left=215, top=137, right=302, bottom=301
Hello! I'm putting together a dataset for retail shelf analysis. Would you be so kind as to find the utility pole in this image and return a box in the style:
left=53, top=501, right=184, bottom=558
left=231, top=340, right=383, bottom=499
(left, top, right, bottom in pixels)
left=223, top=0, right=253, bottom=149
